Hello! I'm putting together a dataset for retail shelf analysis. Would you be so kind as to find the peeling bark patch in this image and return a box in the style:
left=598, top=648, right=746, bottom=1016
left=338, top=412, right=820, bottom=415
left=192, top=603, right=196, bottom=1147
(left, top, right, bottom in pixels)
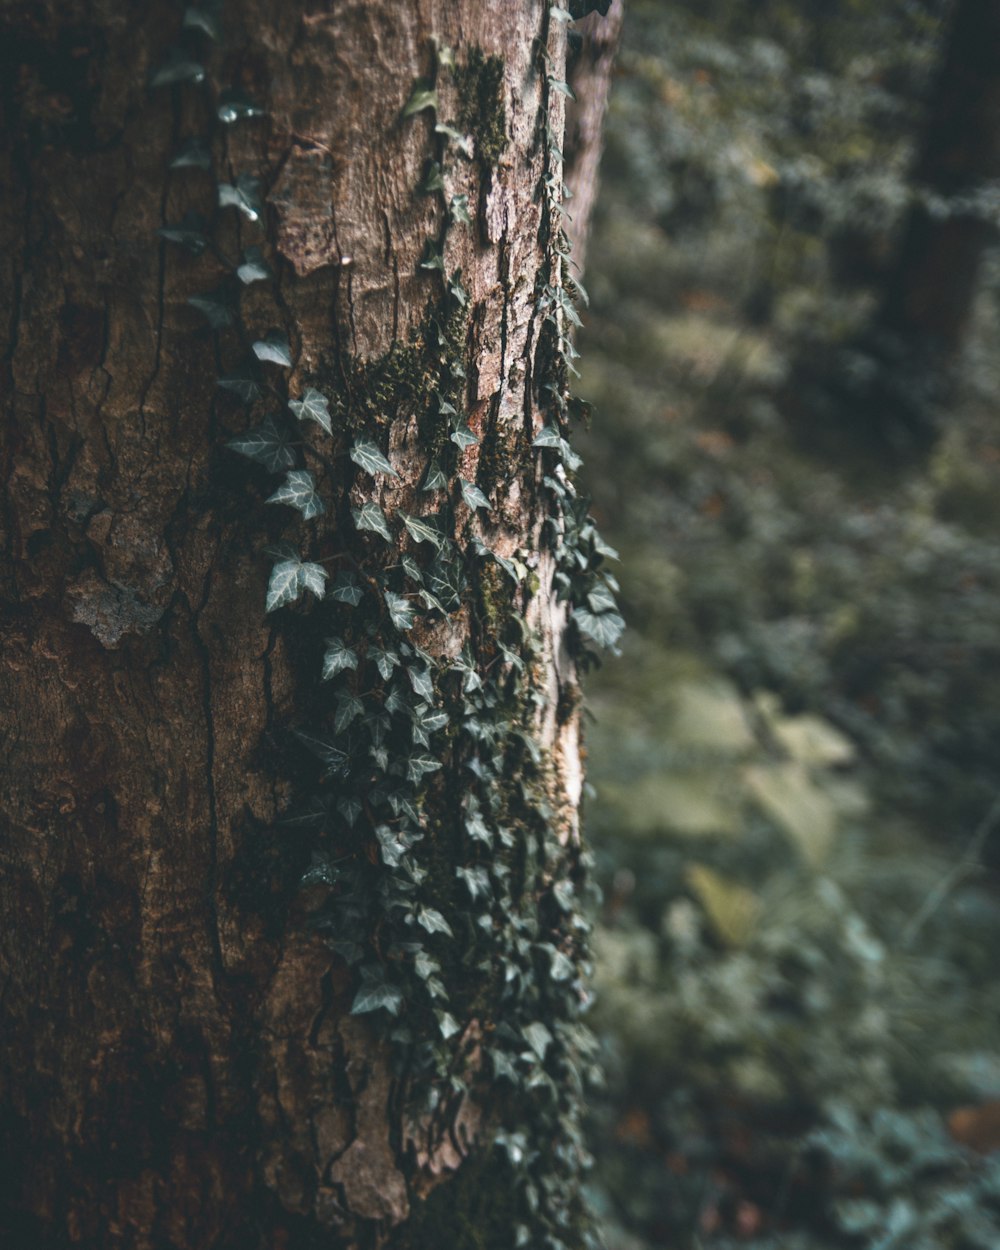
left=270, top=146, right=340, bottom=276
left=66, top=570, right=164, bottom=648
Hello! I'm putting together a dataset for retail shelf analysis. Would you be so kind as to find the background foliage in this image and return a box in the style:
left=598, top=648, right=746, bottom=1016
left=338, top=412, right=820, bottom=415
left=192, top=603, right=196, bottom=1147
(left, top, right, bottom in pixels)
left=576, top=1, right=1000, bottom=1245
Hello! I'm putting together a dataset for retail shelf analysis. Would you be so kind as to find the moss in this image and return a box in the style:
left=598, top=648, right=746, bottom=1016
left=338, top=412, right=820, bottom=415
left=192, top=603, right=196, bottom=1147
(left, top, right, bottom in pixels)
left=455, top=48, right=508, bottom=169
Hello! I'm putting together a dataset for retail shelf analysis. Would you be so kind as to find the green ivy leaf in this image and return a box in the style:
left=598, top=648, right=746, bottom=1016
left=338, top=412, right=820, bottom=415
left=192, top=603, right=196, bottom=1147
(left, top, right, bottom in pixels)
left=547, top=76, right=576, bottom=100
left=407, top=666, right=434, bottom=701
left=435, top=121, right=473, bottom=158
left=418, top=161, right=445, bottom=195
left=421, top=460, right=449, bottom=492
left=286, top=387, right=331, bottom=434
left=368, top=646, right=399, bottom=681
left=352, top=501, right=392, bottom=543
left=449, top=195, right=472, bottom=226
left=522, top=1021, right=553, bottom=1060
left=408, top=703, right=448, bottom=746
left=157, top=212, right=208, bottom=254
left=456, top=865, right=491, bottom=902
left=217, top=89, right=265, bottom=123
left=266, top=469, right=324, bottom=519
left=216, top=369, right=262, bottom=403
left=586, top=582, right=617, bottom=614
left=266, top=554, right=327, bottom=613
left=182, top=4, right=222, bottom=40
left=322, top=637, right=358, bottom=680
left=400, top=511, right=445, bottom=550
left=436, top=1010, right=461, bottom=1040
left=450, top=424, right=479, bottom=450
left=293, top=727, right=350, bottom=777
left=459, top=478, right=490, bottom=511
left=573, top=606, right=625, bottom=649
left=227, top=416, right=296, bottom=472
left=337, top=795, right=363, bottom=826
left=330, top=571, right=363, bottom=606
left=385, top=591, right=415, bottom=631
left=237, top=245, right=273, bottom=285
left=253, top=331, right=292, bottom=367
left=350, top=438, right=397, bottom=478
left=187, top=287, right=235, bottom=329
left=170, top=137, right=212, bottom=170
left=150, top=48, right=205, bottom=88
left=218, top=173, right=263, bottom=221
left=419, top=241, right=445, bottom=273
left=533, top=424, right=563, bottom=448
left=351, top=965, right=404, bottom=1017
left=402, top=82, right=438, bottom=118
left=334, top=693, right=364, bottom=733
left=407, top=753, right=442, bottom=783
left=417, top=906, right=453, bottom=937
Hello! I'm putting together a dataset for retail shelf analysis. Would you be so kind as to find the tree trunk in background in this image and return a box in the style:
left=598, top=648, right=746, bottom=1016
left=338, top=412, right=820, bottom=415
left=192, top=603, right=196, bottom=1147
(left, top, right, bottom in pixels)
left=0, top=3, right=618, bottom=1247
left=879, top=0, right=1000, bottom=355
left=564, top=0, right=625, bottom=275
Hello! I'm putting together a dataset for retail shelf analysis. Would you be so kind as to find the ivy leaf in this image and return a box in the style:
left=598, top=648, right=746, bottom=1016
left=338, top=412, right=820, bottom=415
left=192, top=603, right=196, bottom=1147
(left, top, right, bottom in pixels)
left=150, top=48, right=205, bottom=87
left=533, top=424, right=563, bottom=448
left=334, top=693, right=365, bottom=734
left=266, top=469, right=324, bottom=519
left=417, top=907, right=453, bottom=937
left=253, top=331, right=292, bottom=367
left=435, top=121, right=474, bottom=158
left=547, top=77, right=576, bottom=100
left=299, top=851, right=341, bottom=888
left=400, top=511, right=444, bottom=550
left=369, top=646, right=399, bottom=681
left=266, top=554, right=327, bottom=613
left=400, top=554, right=423, bottom=584
left=450, top=424, right=479, bottom=450
left=409, top=704, right=448, bottom=746
left=549, top=4, right=573, bottom=21
left=449, top=194, right=472, bottom=226
left=456, top=865, right=491, bottom=902
left=573, top=606, right=625, bottom=649
left=407, top=753, right=442, bottom=783
left=330, top=571, right=363, bottom=606
left=375, top=825, right=408, bottom=868
left=157, top=212, right=208, bottom=254
left=288, top=387, right=332, bottom=434
left=418, top=161, right=445, bottom=195
left=385, top=591, right=415, bottom=631
left=337, top=795, right=363, bottom=826
left=351, top=965, right=404, bottom=1017
left=459, top=478, right=490, bottom=511
left=419, top=241, right=445, bottom=273
left=322, top=637, right=358, bottom=680
left=227, top=416, right=296, bottom=472
left=436, top=1010, right=461, bottom=1040
left=218, top=173, right=263, bottom=221
left=407, top=666, right=434, bottom=702
left=279, top=794, right=335, bottom=830
left=402, top=82, right=438, bottom=118
left=352, top=502, right=392, bottom=543
left=182, top=4, right=222, bottom=40
left=237, top=245, right=273, bottom=285
left=426, top=556, right=465, bottom=611
left=187, top=287, right=235, bottom=329
left=170, top=137, right=212, bottom=170
left=421, top=460, right=448, bottom=492
left=522, top=1021, right=553, bottom=1060
left=293, top=727, right=350, bottom=777
left=350, top=438, right=398, bottom=478
left=217, top=89, right=265, bottom=123
left=586, top=582, right=618, bottom=614
left=216, top=366, right=261, bottom=403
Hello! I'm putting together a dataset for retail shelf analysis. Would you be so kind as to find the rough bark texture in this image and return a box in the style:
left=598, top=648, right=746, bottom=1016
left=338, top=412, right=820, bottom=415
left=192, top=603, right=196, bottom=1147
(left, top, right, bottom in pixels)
left=0, top=3, right=612, bottom=1247
left=879, top=0, right=1000, bottom=354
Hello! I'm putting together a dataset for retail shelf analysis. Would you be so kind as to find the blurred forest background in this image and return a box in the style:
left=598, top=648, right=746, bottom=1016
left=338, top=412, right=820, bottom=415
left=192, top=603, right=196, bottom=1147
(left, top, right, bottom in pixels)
left=575, top=1, right=1000, bottom=1246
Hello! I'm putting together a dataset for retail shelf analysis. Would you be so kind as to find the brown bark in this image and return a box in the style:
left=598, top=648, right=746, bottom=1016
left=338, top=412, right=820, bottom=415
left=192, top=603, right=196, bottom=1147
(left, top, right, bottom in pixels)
left=0, top=2, right=615, bottom=1247
left=879, top=0, right=1000, bottom=355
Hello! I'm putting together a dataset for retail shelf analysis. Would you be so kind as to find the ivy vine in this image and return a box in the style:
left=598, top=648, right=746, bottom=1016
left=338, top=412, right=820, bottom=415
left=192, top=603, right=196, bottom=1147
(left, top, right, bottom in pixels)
left=153, top=4, right=620, bottom=1247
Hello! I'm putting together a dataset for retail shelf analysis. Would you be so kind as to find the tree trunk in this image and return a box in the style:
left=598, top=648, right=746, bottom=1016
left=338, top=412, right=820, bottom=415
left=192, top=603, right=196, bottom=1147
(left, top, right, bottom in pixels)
left=879, top=0, right=1000, bottom=356
left=0, top=3, right=620, bottom=1248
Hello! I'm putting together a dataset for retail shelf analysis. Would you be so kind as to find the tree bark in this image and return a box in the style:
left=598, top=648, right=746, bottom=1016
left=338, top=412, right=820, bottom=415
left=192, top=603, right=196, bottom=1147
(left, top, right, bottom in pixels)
left=0, top=3, right=618, bottom=1247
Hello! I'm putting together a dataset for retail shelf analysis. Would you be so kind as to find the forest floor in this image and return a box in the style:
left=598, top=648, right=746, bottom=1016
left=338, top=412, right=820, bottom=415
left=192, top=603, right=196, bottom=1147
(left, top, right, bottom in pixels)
left=577, top=4, right=1000, bottom=1247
